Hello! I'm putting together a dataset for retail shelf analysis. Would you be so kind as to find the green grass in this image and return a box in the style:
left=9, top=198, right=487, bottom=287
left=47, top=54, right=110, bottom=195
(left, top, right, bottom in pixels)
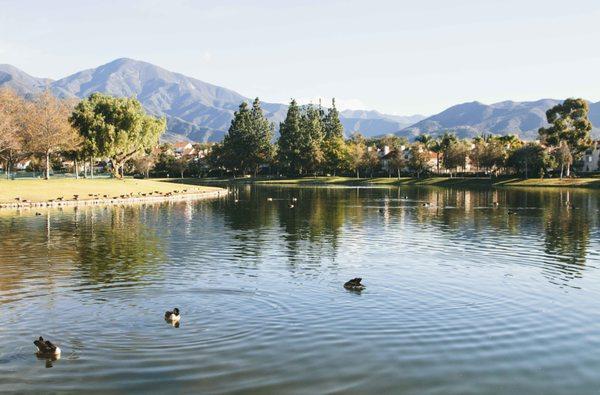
left=0, top=178, right=221, bottom=204
left=257, top=176, right=600, bottom=189
left=258, top=176, right=494, bottom=188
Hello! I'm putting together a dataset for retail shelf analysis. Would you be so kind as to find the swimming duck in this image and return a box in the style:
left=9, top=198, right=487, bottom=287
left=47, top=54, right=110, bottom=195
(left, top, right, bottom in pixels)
left=35, top=212, right=42, bottom=216
left=344, top=278, right=365, bottom=291
left=507, top=210, right=518, bottom=215
left=34, top=337, right=61, bottom=357
left=288, top=204, right=295, bottom=208
left=492, top=202, right=499, bottom=207
left=421, top=203, right=431, bottom=207
left=164, top=308, right=180, bottom=323
left=291, top=197, right=298, bottom=202
left=234, top=199, right=240, bottom=203
left=379, top=208, right=385, bottom=213
left=267, top=197, right=273, bottom=201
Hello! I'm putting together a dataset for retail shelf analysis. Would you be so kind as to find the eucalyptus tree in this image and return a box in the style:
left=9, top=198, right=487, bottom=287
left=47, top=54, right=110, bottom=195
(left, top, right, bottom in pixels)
left=539, top=98, right=592, bottom=177
left=70, top=93, right=166, bottom=178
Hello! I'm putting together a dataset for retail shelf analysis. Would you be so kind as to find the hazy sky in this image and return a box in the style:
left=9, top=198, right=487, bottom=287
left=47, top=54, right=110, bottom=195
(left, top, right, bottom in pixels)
left=1, top=0, right=599, bottom=115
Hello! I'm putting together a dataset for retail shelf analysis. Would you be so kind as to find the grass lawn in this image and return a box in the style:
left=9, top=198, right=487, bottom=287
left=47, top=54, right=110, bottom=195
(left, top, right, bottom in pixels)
left=257, top=176, right=600, bottom=189
left=0, top=178, right=221, bottom=204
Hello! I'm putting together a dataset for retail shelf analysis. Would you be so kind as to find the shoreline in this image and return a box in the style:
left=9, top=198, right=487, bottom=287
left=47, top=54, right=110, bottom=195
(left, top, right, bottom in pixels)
left=0, top=188, right=228, bottom=210
left=251, top=176, right=600, bottom=189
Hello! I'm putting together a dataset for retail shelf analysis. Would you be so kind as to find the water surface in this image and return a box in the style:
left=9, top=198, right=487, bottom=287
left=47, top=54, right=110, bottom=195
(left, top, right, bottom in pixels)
left=1, top=185, right=600, bottom=394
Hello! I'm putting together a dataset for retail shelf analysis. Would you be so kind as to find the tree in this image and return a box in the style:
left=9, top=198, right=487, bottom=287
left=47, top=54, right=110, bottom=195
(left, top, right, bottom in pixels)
left=408, top=143, right=431, bottom=178
left=538, top=98, right=592, bottom=177
left=22, top=91, right=78, bottom=179
left=70, top=93, right=166, bottom=178
left=221, top=99, right=274, bottom=176
left=132, top=153, right=156, bottom=178
left=321, top=99, right=347, bottom=175
left=248, top=98, right=275, bottom=176
left=322, top=98, right=344, bottom=139
left=322, top=135, right=348, bottom=175
left=507, top=143, right=554, bottom=178
left=0, top=88, right=27, bottom=178
left=479, top=139, right=506, bottom=174
left=347, top=133, right=366, bottom=178
left=443, top=139, right=470, bottom=174
left=299, top=104, right=325, bottom=175
left=364, top=147, right=380, bottom=178
left=277, top=100, right=303, bottom=175
left=387, top=148, right=407, bottom=179
left=554, top=141, right=573, bottom=179
left=171, top=156, right=188, bottom=179
left=439, top=132, right=458, bottom=173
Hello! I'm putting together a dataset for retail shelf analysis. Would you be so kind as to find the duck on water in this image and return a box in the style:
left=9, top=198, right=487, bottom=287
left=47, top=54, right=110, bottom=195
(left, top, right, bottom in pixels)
left=34, top=337, right=61, bottom=358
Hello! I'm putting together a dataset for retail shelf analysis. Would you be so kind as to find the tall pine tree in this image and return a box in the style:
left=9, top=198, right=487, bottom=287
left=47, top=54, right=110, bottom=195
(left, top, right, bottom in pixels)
left=221, top=98, right=273, bottom=176
left=277, top=100, right=303, bottom=175
left=300, top=104, right=324, bottom=175
left=321, top=98, right=347, bottom=175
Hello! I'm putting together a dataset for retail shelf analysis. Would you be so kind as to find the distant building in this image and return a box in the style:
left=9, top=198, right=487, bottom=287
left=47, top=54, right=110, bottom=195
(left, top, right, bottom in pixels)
left=173, top=142, right=195, bottom=157
left=582, top=141, right=599, bottom=172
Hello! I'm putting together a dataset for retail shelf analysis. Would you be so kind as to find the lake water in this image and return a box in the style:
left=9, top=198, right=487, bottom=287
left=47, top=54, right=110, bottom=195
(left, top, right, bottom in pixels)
left=1, top=185, right=600, bottom=394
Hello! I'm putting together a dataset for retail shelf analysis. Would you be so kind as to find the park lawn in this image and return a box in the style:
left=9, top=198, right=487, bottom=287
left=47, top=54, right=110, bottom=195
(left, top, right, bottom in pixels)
left=258, top=176, right=600, bottom=189
left=0, top=178, right=220, bottom=203
left=259, top=176, right=494, bottom=187
left=494, top=177, right=600, bottom=188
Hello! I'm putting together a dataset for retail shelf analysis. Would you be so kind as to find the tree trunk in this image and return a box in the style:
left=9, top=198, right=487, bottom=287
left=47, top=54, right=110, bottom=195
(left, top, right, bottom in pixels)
left=436, top=153, right=440, bottom=174
left=397, top=168, right=401, bottom=180
left=525, top=161, right=529, bottom=179
left=559, top=164, right=563, bottom=179
left=565, top=164, right=571, bottom=178
left=356, top=169, right=360, bottom=178
left=90, top=158, right=94, bottom=179
left=180, top=170, right=184, bottom=179
left=75, top=158, right=79, bottom=179
left=45, top=151, right=50, bottom=180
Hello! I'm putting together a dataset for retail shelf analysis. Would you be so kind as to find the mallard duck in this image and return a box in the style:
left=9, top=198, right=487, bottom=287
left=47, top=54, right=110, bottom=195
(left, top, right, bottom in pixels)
left=379, top=208, right=385, bottom=213
left=164, top=308, right=180, bottom=323
left=492, top=202, right=499, bottom=207
left=34, top=336, right=61, bottom=357
left=35, top=212, right=42, bottom=216
left=291, top=197, right=298, bottom=202
left=421, top=203, right=431, bottom=207
left=344, top=278, right=365, bottom=290
left=234, top=199, right=239, bottom=203
left=507, top=210, right=517, bottom=215
left=267, top=197, right=273, bottom=201
left=288, top=204, right=295, bottom=208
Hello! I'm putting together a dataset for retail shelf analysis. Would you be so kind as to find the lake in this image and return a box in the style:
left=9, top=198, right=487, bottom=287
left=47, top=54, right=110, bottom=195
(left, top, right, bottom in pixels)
left=1, top=185, right=600, bottom=394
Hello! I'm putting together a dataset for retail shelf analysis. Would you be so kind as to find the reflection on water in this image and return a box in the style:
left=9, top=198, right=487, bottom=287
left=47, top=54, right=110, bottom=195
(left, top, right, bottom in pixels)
left=1, top=185, right=600, bottom=394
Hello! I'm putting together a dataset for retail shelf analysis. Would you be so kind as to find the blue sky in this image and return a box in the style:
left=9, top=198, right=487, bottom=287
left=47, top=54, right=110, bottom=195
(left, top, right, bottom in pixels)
left=1, top=0, right=599, bottom=115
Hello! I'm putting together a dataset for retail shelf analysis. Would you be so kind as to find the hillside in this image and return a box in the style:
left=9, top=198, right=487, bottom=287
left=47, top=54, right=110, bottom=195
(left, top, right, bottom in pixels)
left=399, top=99, right=600, bottom=140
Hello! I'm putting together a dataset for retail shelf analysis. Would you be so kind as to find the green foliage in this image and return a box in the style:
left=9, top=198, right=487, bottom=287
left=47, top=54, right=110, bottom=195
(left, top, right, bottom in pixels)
left=539, top=98, right=592, bottom=177
left=277, top=100, right=303, bottom=175
left=70, top=93, right=166, bottom=178
left=507, top=142, right=555, bottom=178
left=220, top=98, right=274, bottom=176
left=408, top=142, right=431, bottom=177
left=443, top=139, right=470, bottom=172
left=322, top=99, right=344, bottom=140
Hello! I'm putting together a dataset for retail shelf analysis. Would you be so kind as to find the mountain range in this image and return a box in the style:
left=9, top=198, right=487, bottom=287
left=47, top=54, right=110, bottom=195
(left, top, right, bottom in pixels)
left=1, top=58, right=598, bottom=141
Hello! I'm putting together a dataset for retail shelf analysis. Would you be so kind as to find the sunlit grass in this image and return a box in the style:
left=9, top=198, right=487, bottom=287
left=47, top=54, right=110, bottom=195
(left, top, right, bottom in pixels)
left=0, top=178, right=220, bottom=203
